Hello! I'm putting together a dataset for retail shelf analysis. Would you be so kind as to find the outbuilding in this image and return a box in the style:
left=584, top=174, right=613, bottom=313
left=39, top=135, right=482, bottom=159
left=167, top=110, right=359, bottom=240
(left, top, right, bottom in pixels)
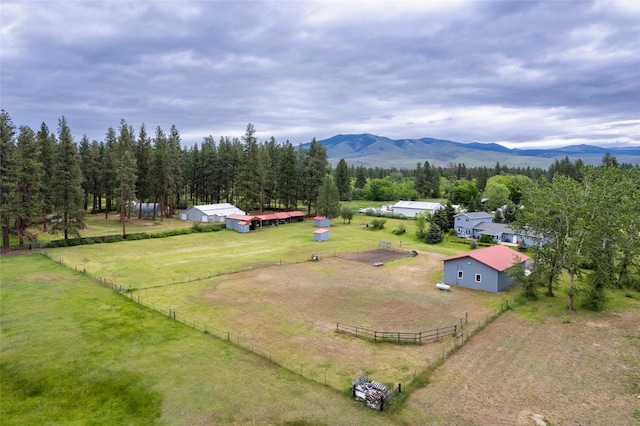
left=392, top=200, right=443, bottom=218
left=225, top=214, right=260, bottom=232
left=314, top=216, right=331, bottom=227
left=314, top=228, right=329, bottom=241
left=442, top=244, right=529, bottom=292
left=180, top=203, right=245, bottom=223
left=133, top=202, right=162, bottom=218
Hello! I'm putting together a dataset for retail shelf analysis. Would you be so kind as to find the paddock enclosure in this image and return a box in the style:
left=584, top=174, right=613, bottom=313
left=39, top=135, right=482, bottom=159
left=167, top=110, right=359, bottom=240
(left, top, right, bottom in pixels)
left=128, top=253, right=503, bottom=390
left=339, top=248, right=412, bottom=264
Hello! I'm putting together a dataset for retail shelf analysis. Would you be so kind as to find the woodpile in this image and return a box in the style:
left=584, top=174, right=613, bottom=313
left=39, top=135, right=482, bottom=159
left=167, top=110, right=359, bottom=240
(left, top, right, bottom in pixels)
left=352, top=374, right=393, bottom=411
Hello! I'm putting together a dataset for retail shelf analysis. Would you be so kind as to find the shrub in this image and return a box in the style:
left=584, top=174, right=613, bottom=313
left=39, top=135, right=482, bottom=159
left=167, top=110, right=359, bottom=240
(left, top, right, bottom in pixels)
left=392, top=224, right=406, bottom=235
left=371, top=219, right=386, bottom=230
left=470, top=241, right=477, bottom=249
left=425, top=223, right=443, bottom=244
left=479, top=234, right=494, bottom=244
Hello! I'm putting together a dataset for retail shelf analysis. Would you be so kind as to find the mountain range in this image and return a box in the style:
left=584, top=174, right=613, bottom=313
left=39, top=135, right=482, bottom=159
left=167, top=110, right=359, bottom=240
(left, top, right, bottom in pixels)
left=307, top=134, right=640, bottom=169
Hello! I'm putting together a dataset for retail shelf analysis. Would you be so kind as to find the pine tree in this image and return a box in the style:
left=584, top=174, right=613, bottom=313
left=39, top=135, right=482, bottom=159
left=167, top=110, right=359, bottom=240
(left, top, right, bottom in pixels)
left=50, top=116, right=85, bottom=239
left=277, top=141, right=298, bottom=210
left=316, top=175, right=340, bottom=219
left=115, top=119, right=137, bottom=237
left=78, top=135, right=92, bottom=211
left=239, top=123, right=264, bottom=212
left=0, top=110, right=17, bottom=249
left=135, top=124, right=153, bottom=217
left=334, top=159, right=351, bottom=201
left=13, top=126, right=44, bottom=245
left=36, top=122, right=57, bottom=231
left=355, top=166, right=367, bottom=189
left=102, top=127, right=117, bottom=218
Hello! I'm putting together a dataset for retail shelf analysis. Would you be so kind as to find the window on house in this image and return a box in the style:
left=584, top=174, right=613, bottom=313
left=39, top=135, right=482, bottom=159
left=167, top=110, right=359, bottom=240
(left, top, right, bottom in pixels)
left=475, top=274, right=481, bottom=283
left=457, top=270, right=463, bottom=279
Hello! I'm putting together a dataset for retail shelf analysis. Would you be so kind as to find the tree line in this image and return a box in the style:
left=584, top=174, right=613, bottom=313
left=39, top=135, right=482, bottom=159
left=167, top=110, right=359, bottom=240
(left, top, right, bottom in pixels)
left=2, top=110, right=638, bottom=310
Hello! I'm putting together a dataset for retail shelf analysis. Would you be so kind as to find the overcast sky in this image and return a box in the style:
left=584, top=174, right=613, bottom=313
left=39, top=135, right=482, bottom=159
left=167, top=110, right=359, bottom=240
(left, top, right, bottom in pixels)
left=2, top=0, right=639, bottom=149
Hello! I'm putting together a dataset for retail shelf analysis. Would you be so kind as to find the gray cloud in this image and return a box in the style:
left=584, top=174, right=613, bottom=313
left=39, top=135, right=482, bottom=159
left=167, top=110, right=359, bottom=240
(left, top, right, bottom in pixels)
left=1, top=0, right=638, bottom=148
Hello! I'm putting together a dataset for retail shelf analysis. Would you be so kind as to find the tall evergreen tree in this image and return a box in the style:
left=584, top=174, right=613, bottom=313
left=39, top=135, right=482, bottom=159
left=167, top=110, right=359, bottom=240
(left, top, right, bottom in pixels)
left=89, top=140, right=103, bottom=213
left=239, top=123, right=264, bottom=212
left=151, top=126, right=168, bottom=219
left=50, top=116, right=85, bottom=239
left=135, top=123, right=153, bottom=217
left=78, top=135, right=92, bottom=211
left=334, top=158, right=351, bottom=201
left=302, top=138, right=328, bottom=214
left=0, top=110, right=17, bottom=249
left=36, top=122, right=57, bottom=231
left=13, top=126, right=44, bottom=245
left=316, top=175, right=340, bottom=219
left=277, top=140, right=298, bottom=210
left=102, top=127, right=117, bottom=218
left=354, top=166, right=367, bottom=189
left=167, top=125, right=183, bottom=214
left=115, top=119, right=137, bottom=236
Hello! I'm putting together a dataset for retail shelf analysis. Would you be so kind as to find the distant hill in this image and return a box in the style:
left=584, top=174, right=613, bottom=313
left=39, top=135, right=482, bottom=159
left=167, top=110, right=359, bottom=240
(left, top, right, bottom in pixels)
left=302, top=134, right=640, bottom=169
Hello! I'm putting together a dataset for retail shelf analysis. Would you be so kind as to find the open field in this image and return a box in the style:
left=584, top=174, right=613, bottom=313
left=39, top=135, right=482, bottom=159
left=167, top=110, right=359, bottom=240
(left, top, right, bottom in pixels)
left=45, top=217, right=503, bottom=390
left=398, top=298, right=640, bottom=425
left=0, top=255, right=392, bottom=425
left=4, top=215, right=639, bottom=424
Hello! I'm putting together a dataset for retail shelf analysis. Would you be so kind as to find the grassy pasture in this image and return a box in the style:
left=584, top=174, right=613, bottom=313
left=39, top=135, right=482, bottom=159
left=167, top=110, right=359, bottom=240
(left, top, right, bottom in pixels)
left=7, top=214, right=639, bottom=424
left=0, top=255, right=393, bottom=425
left=45, top=217, right=502, bottom=391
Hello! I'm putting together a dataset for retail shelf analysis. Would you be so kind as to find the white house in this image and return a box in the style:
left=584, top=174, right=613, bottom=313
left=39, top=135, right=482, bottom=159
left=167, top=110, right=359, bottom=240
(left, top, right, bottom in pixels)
left=392, top=200, right=443, bottom=218
left=179, top=203, right=245, bottom=223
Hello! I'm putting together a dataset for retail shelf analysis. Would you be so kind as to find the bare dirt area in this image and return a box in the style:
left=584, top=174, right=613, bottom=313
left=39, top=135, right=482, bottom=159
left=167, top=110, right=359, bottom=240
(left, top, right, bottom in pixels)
left=140, top=250, right=505, bottom=390
left=339, top=248, right=414, bottom=264
left=398, top=308, right=640, bottom=425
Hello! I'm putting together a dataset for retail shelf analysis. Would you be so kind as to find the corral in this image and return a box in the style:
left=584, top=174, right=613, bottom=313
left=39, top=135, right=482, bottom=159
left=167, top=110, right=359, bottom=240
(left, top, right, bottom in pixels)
left=339, top=247, right=412, bottom=264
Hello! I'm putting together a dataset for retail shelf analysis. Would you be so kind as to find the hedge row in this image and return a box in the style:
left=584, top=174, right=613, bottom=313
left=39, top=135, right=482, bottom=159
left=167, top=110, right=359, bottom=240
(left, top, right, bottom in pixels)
left=46, top=223, right=222, bottom=248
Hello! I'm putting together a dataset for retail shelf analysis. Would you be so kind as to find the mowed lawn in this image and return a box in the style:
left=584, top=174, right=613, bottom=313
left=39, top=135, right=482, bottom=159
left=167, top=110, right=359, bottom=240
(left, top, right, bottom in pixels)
left=0, top=255, right=393, bottom=426
left=45, top=218, right=506, bottom=389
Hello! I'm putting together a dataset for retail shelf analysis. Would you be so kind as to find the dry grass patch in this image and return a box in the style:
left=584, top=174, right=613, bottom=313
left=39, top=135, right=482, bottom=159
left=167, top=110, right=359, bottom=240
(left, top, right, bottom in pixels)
left=135, top=252, right=505, bottom=390
left=397, top=302, right=640, bottom=425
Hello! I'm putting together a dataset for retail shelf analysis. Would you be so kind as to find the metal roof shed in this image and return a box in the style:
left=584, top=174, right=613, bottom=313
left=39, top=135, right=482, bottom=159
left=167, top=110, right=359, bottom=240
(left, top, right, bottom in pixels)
left=314, top=228, right=329, bottom=241
left=314, top=216, right=330, bottom=227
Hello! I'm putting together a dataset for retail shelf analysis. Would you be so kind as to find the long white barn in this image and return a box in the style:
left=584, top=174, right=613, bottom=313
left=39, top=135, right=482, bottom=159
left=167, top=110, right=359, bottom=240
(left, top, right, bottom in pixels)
left=392, top=200, right=443, bottom=218
left=179, top=203, right=245, bottom=223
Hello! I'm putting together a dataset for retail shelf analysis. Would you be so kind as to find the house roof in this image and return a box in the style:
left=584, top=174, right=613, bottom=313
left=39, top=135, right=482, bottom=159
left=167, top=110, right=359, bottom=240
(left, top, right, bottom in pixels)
left=393, top=200, right=443, bottom=210
left=443, top=244, right=529, bottom=272
left=473, top=221, right=514, bottom=236
left=455, top=211, right=493, bottom=219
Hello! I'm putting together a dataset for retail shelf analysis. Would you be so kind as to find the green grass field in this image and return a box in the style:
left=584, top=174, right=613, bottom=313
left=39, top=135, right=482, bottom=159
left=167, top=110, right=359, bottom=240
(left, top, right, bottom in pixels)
left=4, top=213, right=638, bottom=425
left=0, top=255, right=394, bottom=425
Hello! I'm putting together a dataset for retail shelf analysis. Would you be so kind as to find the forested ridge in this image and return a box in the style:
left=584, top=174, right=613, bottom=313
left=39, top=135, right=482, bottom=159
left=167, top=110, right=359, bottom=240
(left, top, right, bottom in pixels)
left=2, top=110, right=639, bottom=310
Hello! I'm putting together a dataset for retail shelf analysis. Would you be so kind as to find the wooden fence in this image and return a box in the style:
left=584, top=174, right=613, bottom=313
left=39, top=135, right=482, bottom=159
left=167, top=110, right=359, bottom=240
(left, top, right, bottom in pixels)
left=337, top=313, right=467, bottom=344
